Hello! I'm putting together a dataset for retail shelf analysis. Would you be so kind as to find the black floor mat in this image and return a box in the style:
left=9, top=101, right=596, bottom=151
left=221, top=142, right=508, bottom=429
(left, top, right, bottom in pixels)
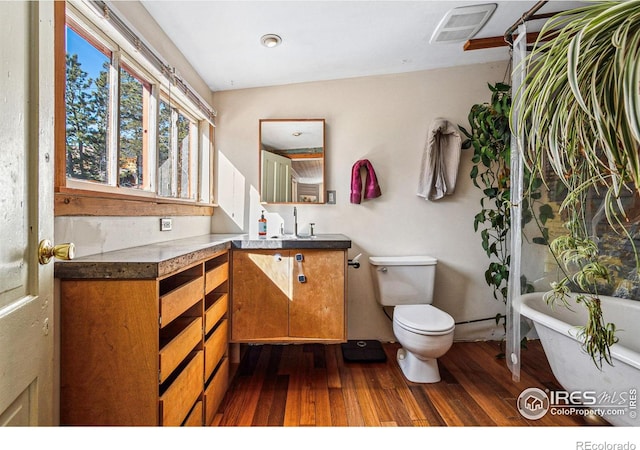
left=341, top=340, right=387, bottom=362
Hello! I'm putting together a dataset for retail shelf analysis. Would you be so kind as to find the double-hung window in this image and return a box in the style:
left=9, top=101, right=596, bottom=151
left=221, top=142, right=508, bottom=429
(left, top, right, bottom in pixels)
left=56, top=2, right=215, bottom=216
left=157, top=98, right=199, bottom=200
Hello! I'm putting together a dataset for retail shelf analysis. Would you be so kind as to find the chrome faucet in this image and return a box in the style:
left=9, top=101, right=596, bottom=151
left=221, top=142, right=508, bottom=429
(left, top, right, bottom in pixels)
left=293, top=206, right=298, bottom=237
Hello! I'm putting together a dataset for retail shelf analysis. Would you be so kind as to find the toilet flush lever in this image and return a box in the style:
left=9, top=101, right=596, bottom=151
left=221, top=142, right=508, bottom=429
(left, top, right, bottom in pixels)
left=378, top=266, right=388, bottom=273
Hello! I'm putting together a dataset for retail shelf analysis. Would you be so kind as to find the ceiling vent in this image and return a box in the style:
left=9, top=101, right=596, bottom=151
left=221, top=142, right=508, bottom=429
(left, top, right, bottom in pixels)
left=430, top=3, right=497, bottom=44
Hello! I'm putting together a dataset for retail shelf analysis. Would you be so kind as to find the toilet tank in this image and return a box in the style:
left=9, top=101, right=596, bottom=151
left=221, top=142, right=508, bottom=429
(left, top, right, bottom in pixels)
left=369, top=256, right=437, bottom=306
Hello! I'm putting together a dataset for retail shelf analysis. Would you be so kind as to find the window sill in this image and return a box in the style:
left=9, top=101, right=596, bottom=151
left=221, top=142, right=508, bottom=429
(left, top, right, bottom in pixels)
left=55, top=187, right=215, bottom=217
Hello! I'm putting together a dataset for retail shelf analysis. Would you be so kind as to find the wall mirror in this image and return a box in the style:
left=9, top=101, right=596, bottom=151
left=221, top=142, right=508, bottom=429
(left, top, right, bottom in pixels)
left=259, top=119, right=325, bottom=204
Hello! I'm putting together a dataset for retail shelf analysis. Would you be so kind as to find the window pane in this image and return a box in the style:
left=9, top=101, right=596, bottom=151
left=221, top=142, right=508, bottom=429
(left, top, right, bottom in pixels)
left=119, top=65, right=150, bottom=189
left=65, top=26, right=110, bottom=183
left=157, top=100, right=172, bottom=197
left=177, top=112, right=193, bottom=199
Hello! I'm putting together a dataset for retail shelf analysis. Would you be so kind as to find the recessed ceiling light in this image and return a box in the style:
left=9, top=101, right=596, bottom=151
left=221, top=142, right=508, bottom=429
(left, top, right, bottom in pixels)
left=261, top=34, right=282, bottom=48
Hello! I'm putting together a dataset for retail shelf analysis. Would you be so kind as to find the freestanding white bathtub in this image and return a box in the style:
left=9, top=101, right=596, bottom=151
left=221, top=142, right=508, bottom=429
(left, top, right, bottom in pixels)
left=516, top=292, right=640, bottom=426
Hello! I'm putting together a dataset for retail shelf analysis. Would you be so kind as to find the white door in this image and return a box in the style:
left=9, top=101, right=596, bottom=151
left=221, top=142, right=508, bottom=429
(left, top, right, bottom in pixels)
left=261, top=150, right=293, bottom=202
left=0, top=1, right=56, bottom=426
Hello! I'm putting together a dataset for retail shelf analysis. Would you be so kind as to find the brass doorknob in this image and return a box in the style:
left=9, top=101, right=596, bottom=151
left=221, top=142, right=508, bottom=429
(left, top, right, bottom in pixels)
left=38, top=240, right=75, bottom=265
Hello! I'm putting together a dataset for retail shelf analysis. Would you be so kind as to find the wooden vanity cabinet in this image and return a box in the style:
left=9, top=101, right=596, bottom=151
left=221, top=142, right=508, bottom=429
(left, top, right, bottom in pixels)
left=60, top=250, right=230, bottom=426
left=231, top=249, right=346, bottom=342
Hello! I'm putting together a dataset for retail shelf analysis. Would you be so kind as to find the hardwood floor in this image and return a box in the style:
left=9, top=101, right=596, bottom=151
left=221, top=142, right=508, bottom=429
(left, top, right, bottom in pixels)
left=212, top=340, right=610, bottom=427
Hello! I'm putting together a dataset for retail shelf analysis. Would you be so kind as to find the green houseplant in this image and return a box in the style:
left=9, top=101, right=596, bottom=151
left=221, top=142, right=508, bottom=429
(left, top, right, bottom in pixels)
left=515, top=0, right=640, bottom=368
left=461, top=82, right=513, bottom=306
left=461, top=83, right=553, bottom=348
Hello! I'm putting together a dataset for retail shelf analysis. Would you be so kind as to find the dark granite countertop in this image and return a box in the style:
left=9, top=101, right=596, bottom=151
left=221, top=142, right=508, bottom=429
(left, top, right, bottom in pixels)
left=54, top=233, right=351, bottom=280
left=54, top=234, right=243, bottom=279
left=231, top=233, right=351, bottom=250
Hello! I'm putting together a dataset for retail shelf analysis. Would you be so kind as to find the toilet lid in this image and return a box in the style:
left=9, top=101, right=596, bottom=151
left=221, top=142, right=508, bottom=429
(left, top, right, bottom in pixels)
left=394, top=305, right=455, bottom=335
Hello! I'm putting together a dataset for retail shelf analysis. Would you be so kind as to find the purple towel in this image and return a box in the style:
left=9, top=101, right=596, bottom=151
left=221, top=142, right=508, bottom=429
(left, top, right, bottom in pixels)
left=350, top=159, right=382, bottom=204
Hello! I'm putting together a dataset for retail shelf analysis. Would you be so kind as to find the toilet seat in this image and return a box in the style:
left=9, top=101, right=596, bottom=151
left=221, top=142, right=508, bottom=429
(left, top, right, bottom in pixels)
left=393, top=305, right=455, bottom=336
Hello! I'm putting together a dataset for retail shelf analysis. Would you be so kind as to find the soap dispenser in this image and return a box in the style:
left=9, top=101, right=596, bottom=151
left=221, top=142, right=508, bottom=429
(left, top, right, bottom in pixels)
left=258, top=210, right=267, bottom=239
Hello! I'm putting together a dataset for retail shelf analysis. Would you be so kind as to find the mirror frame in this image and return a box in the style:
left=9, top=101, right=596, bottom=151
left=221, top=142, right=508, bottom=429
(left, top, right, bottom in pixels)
left=259, top=118, right=326, bottom=204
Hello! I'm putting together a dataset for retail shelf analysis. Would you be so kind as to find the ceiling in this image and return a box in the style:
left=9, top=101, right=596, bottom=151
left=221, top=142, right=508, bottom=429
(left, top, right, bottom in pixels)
left=261, top=120, right=324, bottom=150
left=139, top=1, right=586, bottom=92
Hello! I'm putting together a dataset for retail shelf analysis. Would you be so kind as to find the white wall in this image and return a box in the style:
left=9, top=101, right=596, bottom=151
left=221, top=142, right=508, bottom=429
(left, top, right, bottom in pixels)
left=212, top=62, right=509, bottom=341
left=55, top=216, right=212, bottom=258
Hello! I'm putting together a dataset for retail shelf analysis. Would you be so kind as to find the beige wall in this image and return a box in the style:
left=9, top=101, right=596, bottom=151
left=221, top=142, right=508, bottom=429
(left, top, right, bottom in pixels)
left=212, top=61, right=510, bottom=341
left=55, top=0, right=511, bottom=340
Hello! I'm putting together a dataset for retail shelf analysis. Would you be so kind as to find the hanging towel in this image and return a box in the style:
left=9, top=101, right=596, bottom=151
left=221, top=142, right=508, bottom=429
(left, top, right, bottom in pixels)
left=350, top=159, right=382, bottom=204
left=417, top=118, right=462, bottom=201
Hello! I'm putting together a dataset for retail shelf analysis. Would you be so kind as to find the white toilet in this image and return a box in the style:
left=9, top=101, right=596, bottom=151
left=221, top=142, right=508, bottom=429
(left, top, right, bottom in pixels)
left=369, top=255, right=455, bottom=383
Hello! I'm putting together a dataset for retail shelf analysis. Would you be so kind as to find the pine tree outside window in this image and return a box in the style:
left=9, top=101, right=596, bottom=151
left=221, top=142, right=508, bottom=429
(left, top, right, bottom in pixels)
left=118, top=63, right=150, bottom=190
left=176, top=111, right=197, bottom=200
left=59, top=3, right=214, bottom=214
left=65, top=24, right=110, bottom=184
left=157, top=99, right=172, bottom=198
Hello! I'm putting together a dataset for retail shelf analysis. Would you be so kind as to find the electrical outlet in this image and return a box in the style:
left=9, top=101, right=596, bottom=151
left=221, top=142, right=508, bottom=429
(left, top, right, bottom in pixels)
left=160, top=218, right=172, bottom=231
left=327, top=190, right=336, bottom=204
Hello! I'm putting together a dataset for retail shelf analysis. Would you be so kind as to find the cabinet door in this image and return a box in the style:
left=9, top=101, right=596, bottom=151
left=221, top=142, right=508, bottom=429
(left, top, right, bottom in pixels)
left=60, top=279, right=159, bottom=425
left=290, top=250, right=346, bottom=340
left=231, top=250, right=291, bottom=341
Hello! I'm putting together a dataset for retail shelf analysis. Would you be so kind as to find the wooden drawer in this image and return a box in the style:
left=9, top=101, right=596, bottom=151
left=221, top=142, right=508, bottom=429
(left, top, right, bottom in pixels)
left=159, top=351, right=204, bottom=426
left=205, top=293, right=228, bottom=334
left=182, top=401, right=203, bottom=427
left=160, top=276, right=204, bottom=328
left=205, top=320, right=228, bottom=380
left=204, top=357, right=229, bottom=426
left=159, top=317, right=203, bottom=383
left=205, top=262, right=228, bottom=294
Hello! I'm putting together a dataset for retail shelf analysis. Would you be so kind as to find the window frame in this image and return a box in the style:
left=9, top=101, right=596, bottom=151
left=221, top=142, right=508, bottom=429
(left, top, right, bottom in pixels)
left=54, top=2, right=215, bottom=217
left=117, top=59, right=154, bottom=191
